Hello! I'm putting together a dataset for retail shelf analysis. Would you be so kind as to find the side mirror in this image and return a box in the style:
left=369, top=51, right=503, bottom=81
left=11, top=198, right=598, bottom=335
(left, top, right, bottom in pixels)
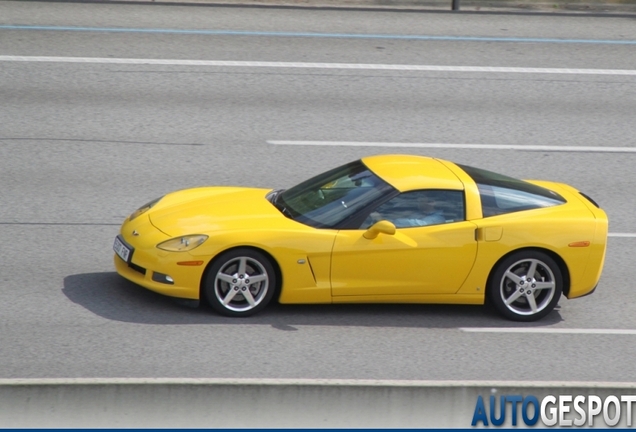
left=363, top=220, right=396, bottom=239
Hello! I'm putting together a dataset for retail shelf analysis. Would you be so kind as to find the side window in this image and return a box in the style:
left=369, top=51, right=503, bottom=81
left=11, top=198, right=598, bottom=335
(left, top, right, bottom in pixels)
left=457, top=164, right=566, bottom=217
left=477, top=184, right=564, bottom=217
left=361, top=190, right=465, bottom=229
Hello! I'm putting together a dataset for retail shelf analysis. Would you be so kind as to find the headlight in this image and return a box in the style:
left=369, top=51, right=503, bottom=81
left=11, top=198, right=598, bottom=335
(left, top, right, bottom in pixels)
left=129, top=196, right=163, bottom=221
left=157, top=235, right=208, bottom=252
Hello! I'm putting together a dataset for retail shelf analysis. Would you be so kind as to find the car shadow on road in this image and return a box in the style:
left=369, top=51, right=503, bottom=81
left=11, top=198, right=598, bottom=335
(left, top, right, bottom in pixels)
left=63, top=272, right=563, bottom=328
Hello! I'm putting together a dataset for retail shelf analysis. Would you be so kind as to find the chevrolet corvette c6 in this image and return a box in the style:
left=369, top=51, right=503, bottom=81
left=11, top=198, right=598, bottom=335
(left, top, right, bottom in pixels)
left=113, top=154, right=607, bottom=321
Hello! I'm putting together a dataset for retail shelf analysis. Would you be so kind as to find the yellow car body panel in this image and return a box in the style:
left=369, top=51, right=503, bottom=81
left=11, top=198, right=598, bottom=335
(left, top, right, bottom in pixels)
left=331, top=294, right=484, bottom=304
left=455, top=180, right=607, bottom=300
left=362, top=154, right=464, bottom=192
left=116, top=187, right=337, bottom=303
left=113, top=154, right=607, bottom=316
left=331, top=221, right=478, bottom=296
left=438, top=160, right=483, bottom=221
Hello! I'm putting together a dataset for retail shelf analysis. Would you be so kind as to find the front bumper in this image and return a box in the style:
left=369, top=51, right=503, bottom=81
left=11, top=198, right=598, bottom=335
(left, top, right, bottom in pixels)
left=113, top=254, right=203, bottom=300
left=113, top=217, right=206, bottom=300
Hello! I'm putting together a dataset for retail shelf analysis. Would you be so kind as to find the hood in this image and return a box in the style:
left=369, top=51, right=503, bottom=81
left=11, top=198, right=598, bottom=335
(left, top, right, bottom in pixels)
left=147, top=187, right=288, bottom=236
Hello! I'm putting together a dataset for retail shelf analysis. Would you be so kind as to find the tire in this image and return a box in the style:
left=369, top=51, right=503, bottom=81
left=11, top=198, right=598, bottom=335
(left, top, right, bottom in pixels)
left=488, top=250, right=563, bottom=322
left=203, top=248, right=277, bottom=317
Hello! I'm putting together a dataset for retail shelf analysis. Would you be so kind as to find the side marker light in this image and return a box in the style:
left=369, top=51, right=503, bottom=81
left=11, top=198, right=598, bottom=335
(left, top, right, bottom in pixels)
left=568, top=241, right=590, bottom=247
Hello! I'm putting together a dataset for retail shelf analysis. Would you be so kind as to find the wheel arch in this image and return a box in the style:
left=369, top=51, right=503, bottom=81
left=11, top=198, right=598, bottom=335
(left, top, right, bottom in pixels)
left=199, top=245, right=283, bottom=302
left=485, top=247, right=571, bottom=300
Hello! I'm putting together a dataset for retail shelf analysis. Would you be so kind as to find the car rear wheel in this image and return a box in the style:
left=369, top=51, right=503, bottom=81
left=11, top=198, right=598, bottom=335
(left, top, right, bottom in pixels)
left=488, top=251, right=563, bottom=322
left=203, top=249, right=276, bottom=317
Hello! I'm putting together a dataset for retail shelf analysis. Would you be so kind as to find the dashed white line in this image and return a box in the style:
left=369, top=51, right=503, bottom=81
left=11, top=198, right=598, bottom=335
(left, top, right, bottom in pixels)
left=460, top=328, right=636, bottom=335
left=267, top=141, right=636, bottom=153
left=2, top=56, right=636, bottom=76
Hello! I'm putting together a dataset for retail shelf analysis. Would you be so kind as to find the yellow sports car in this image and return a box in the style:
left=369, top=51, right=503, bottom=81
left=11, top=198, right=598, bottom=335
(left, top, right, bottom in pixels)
left=113, top=154, right=607, bottom=321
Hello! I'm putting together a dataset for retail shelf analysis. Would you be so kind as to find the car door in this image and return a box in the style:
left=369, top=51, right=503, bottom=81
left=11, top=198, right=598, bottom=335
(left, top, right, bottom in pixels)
left=330, top=190, right=478, bottom=297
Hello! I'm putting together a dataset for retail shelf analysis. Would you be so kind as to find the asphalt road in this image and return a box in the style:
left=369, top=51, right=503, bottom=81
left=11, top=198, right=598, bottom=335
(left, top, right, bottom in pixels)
left=1, top=1, right=635, bottom=381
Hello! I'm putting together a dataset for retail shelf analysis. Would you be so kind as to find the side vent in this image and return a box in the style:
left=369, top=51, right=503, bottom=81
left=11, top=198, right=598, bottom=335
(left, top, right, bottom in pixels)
left=306, top=257, right=317, bottom=284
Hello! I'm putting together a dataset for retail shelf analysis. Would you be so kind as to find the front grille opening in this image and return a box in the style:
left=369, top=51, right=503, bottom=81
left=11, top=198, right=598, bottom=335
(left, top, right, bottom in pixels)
left=128, top=262, right=147, bottom=275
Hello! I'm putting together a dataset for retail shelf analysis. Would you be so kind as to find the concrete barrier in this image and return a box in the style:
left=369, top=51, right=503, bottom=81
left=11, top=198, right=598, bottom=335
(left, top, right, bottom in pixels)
left=1, top=378, right=636, bottom=427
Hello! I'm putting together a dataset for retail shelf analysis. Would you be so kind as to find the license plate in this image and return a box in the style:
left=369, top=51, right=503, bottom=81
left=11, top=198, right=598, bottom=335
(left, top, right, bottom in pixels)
left=113, top=236, right=132, bottom=262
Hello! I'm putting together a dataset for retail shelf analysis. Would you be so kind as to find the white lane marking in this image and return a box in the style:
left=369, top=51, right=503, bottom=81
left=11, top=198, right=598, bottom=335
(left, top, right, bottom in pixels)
left=2, top=56, right=636, bottom=76
left=267, top=140, right=636, bottom=153
left=461, top=327, right=636, bottom=335
left=0, top=377, right=635, bottom=388
left=609, top=233, right=636, bottom=238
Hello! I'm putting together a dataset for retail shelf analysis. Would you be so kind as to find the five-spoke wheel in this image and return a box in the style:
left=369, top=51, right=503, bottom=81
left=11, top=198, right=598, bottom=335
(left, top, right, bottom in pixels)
left=203, top=249, right=276, bottom=317
left=488, top=251, right=563, bottom=322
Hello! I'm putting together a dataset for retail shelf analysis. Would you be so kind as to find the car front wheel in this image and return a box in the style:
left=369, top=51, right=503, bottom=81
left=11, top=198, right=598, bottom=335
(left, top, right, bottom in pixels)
left=488, top=251, right=563, bottom=322
left=203, top=249, right=276, bottom=317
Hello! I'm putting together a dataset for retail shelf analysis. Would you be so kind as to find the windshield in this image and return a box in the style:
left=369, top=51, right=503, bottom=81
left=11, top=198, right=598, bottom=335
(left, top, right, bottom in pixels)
left=276, top=161, right=394, bottom=228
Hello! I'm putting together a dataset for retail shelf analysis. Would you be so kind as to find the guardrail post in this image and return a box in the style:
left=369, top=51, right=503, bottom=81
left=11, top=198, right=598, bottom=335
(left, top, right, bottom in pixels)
left=452, top=0, right=460, bottom=10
